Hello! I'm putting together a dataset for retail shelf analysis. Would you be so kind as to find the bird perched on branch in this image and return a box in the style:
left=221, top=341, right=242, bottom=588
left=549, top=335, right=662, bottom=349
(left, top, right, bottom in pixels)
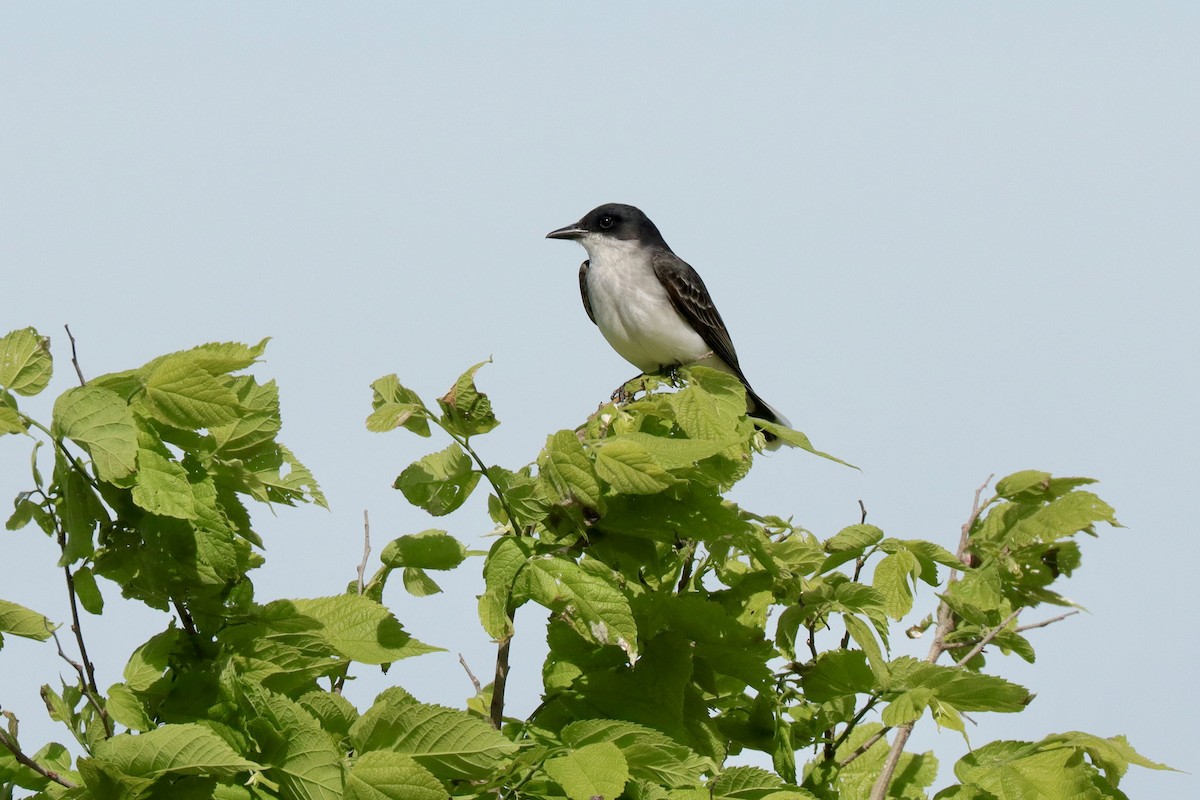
left=547, top=202, right=790, bottom=448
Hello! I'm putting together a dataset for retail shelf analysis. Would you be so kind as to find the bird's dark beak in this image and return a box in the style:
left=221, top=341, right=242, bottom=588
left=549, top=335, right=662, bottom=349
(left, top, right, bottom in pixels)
left=546, top=223, right=586, bottom=240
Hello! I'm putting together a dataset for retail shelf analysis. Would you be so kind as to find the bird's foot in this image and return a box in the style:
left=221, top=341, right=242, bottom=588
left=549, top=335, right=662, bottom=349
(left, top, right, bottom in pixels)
left=611, top=374, right=649, bottom=404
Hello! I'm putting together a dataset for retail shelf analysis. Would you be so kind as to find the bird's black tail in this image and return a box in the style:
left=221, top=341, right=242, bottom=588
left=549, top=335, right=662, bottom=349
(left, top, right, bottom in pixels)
left=745, top=385, right=790, bottom=450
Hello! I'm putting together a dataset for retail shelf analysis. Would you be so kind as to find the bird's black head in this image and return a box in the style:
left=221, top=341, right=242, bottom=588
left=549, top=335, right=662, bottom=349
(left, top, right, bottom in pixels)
left=546, top=203, right=669, bottom=249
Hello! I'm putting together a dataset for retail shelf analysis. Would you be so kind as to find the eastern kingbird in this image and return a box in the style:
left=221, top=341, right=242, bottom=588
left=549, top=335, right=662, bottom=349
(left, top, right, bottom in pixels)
left=547, top=203, right=790, bottom=447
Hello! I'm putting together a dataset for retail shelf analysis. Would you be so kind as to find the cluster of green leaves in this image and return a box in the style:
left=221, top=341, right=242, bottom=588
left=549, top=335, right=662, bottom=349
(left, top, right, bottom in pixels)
left=0, top=329, right=1170, bottom=800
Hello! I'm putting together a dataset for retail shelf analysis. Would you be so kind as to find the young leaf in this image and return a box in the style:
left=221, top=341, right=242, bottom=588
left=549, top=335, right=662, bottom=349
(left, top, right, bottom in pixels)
left=368, top=374, right=431, bottom=437
left=345, top=751, right=445, bottom=800
left=516, top=555, right=639, bottom=662
left=132, top=448, right=198, bottom=519
left=73, top=566, right=104, bottom=614
left=394, top=444, right=480, bottom=516
left=380, top=529, right=467, bottom=570
left=241, top=683, right=343, bottom=800
left=873, top=549, right=920, bottom=620
left=0, top=327, right=53, bottom=397
left=539, top=430, right=603, bottom=509
left=52, top=385, right=139, bottom=483
left=288, top=594, right=442, bottom=664
left=594, top=438, right=678, bottom=495
left=0, top=598, right=56, bottom=641
left=141, top=356, right=243, bottom=428
left=92, top=722, right=261, bottom=779
left=562, top=719, right=711, bottom=789
left=543, top=741, right=629, bottom=800
left=349, top=694, right=518, bottom=781
left=437, top=360, right=498, bottom=438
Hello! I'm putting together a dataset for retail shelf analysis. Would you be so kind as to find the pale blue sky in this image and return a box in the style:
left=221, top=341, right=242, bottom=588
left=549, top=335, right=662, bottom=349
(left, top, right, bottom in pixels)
left=2, top=4, right=1197, bottom=796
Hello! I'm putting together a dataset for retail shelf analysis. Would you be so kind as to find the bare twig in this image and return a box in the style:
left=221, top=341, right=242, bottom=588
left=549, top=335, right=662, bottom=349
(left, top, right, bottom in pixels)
left=831, top=695, right=882, bottom=762
left=868, top=475, right=993, bottom=800
left=858, top=499, right=868, bottom=524
left=1016, top=610, right=1079, bottom=633
left=64, top=324, right=86, bottom=386
left=489, top=633, right=513, bottom=730
left=459, top=653, right=483, bottom=694
left=955, top=609, right=1021, bottom=667
left=357, top=510, right=372, bottom=594
left=0, top=727, right=76, bottom=788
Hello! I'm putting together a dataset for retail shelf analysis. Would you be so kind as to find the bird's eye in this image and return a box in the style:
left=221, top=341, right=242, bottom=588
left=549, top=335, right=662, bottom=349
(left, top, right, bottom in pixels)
left=598, top=215, right=616, bottom=230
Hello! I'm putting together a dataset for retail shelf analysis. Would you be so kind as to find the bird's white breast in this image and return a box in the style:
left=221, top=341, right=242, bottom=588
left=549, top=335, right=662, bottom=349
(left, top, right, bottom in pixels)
left=581, top=234, right=711, bottom=373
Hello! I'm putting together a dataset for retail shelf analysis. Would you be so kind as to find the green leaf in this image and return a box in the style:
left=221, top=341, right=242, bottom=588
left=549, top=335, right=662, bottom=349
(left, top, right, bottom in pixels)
left=349, top=692, right=518, bottom=781
left=1037, top=732, right=1175, bottom=783
left=995, top=470, right=1097, bottom=502
left=873, top=550, right=920, bottom=620
left=562, top=719, right=711, bottom=789
left=544, top=741, right=629, bottom=800
left=437, top=360, right=499, bottom=438
left=55, top=453, right=108, bottom=562
left=401, top=567, right=442, bottom=597
left=0, top=403, right=26, bottom=435
left=93, top=722, right=260, bottom=779
left=142, top=356, right=243, bottom=428
left=132, top=448, right=198, bottom=519
left=394, top=444, right=480, bottom=516
left=802, top=649, right=876, bottom=703
left=380, top=530, right=467, bottom=570
left=345, top=751, right=447, bottom=800
left=0, top=598, right=56, bottom=641
left=594, top=438, right=678, bottom=494
left=178, top=338, right=269, bottom=374
left=52, top=385, right=139, bottom=483
left=289, top=594, right=442, bottom=664
left=516, top=555, right=638, bottom=662
left=242, top=683, right=343, bottom=800
left=105, top=682, right=154, bottom=731
left=1005, top=491, right=1120, bottom=546
left=124, top=628, right=182, bottom=691
left=73, top=566, right=104, bottom=614
left=885, top=657, right=1032, bottom=713
left=825, top=524, right=884, bottom=553
left=367, top=374, right=431, bottom=437
left=953, top=740, right=1098, bottom=800
left=539, top=430, right=603, bottom=509
left=752, top=418, right=857, bottom=468
left=0, top=327, right=53, bottom=396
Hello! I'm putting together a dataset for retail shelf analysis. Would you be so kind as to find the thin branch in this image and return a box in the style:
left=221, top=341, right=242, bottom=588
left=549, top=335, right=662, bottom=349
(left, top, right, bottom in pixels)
left=357, top=510, right=372, bottom=594
left=858, top=499, right=868, bottom=525
left=831, top=695, right=881, bottom=762
left=1016, top=610, right=1079, bottom=633
left=64, top=324, right=86, bottom=386
left=0, top=727, right=76, bottom=789
left=868, top=475, right=992, bottom=800
left=458, top=653, right=483, bottom=694
left=489, top=633, right=513, bottom=730
left=955, top=609, right=1021, bottom=667
left=48, top=629, right=111, bottom=738
left=839, top=724, right=891, bottom=767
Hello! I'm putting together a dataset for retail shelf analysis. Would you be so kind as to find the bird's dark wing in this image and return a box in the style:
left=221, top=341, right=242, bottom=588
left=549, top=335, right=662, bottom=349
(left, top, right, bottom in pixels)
left=578, top=260, right=596, bottom=325
left=651, top=250, right=749, bottom=382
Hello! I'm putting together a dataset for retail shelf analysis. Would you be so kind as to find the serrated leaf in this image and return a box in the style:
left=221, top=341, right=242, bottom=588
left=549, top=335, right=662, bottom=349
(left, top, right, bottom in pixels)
left=0, top=598, right=56, bottom=641
left=124, top=629, right=182, bottom=691
left=802, top=649, right=876, bottom=703
left=345, top=751, right=446, bottom=800
left=562, top=719, right=711, bottom=789
left=594, top=438, right=677, bottom=494
left=753, top=418, right=857, bottom=469
left=380, top=530, right=467, bottom=570
left=0, top=327, right=53, bottom=396
left=142, top=357, right=243, bottom=428
left=242, top=683, right=343, bottom=800
left=437, top=360, right=499, bottom=438
left=401, top=568, right=442, bottom=597
left=544, top=741, right=629, bottom=800
left=349, top=694, right=518, bottom=781
left=52, top=385, right=139, bottom=483
left=394, top=444, right=479, bottom=516
left=953, top=739, right=1098, bottom=800
left=873, top=550, right=920, bottom=620
left=131, top=448, right=197, bottom=519
left=885, top=657, right=1032, bottom=713
left=368, top=374, right=431, bottom=437
left=825, top=524, right=885, bottom=553
left=1037, top=732, right=1175, bottom=782
left=93, top=722, right=260, bottom=779
left=104, top=682, right=153, bottom=731
left=540, top=430, right=602, bottom=509
left=0, top=404, right=26, bottom=435
left=517, top=555, right=638, bottom=662
left=289, top=594, right=441, bottom=664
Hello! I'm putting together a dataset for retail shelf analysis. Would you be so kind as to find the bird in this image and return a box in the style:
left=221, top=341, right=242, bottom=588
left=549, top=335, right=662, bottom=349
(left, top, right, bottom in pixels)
left=546, top=202, right=790, bottom=447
